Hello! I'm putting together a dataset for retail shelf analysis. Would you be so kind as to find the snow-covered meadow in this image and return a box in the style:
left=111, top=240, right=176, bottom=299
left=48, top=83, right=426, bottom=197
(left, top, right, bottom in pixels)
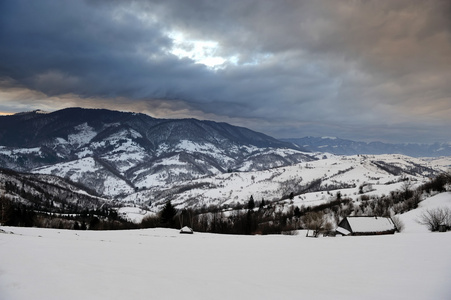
left=1, top=193, right=451, bottom=300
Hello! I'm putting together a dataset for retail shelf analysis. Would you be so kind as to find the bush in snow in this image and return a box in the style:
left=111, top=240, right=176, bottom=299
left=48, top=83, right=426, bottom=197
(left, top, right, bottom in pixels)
left=417, top=207, right=451, bottom=232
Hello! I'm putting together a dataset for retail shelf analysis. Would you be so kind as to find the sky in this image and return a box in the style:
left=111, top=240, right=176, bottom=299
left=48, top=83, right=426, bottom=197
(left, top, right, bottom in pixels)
left=0, top=0, right=450, bottom=144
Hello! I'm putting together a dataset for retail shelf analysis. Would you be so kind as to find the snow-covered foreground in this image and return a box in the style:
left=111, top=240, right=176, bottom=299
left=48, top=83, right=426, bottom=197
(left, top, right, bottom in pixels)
left=2, top=193, right=451, bottom=300
left=1, top=228, right=450, bottom=300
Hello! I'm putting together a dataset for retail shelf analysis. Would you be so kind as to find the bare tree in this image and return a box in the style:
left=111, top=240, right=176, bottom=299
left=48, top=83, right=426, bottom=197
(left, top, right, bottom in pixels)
left=417, top=207, right=451, bottom=232
left=302, top=211, right=330, bottom=237
left=401, top=179, right=414, bottom=201
left=177, top=208, right=194, bottom=229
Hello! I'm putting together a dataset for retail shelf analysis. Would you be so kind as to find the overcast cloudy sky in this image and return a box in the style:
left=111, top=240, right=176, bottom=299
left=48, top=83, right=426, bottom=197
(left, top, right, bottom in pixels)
left=1, top=0, right=450, bottom=143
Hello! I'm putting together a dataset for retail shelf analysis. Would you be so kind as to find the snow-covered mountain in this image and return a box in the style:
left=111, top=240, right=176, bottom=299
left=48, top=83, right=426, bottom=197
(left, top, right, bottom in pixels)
left=282, top=136, right=451, bottom=157
left=1, top=108, right=450, bottom=217
left=0, top=108, right=313, bottom=200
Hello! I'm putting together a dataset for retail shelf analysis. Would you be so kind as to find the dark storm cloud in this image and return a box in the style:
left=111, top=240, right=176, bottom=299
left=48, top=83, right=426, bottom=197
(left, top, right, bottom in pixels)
left=0, top=0, right=450, bottom=143
left=1, top=1, right=180, bottom=96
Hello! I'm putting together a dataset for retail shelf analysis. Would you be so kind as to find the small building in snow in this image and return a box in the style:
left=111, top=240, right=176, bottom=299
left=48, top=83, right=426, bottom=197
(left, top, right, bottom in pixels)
left=180, top=226, right=194, bottom=234
left=336, top=216, right=397, bottom=236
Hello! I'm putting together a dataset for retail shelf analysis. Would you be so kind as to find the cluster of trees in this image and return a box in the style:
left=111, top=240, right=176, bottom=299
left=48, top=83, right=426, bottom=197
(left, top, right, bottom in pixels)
left=0, top=195, right=137, bottom=230
left=142, top=197, right=274, bottom=234
left=141, top=200, right=178, bottom=228
left=141, top=195, right=344, bottom=236
left=1, top=197, right=35, bottom=227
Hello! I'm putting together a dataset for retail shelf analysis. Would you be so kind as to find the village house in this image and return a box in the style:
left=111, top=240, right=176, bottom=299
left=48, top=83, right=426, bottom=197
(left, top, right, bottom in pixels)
left=336, top=216, right=397, bottom=236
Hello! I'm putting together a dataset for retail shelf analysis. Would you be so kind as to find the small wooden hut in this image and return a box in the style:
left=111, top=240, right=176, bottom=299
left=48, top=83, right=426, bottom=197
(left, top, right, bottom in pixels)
left=180, top=226, right=194, bottom=234
left=336, top=216, right=397, bottom=236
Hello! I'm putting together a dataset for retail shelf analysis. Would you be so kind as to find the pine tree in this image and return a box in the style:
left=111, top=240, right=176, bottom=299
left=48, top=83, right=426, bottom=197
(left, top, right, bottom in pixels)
left=294, top=206, right=301, bottom=218
left=248, top=195, right=255, bottom=210
left=160, top=200, right=177, bottom=228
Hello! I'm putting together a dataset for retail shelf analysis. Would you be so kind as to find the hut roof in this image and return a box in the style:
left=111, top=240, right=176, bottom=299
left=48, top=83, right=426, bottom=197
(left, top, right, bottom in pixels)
left=337, top=216, right=396, bottom=235
left=180, top=226, right=193, bottom=234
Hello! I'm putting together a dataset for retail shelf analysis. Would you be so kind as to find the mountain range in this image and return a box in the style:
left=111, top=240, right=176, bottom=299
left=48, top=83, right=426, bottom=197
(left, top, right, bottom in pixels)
left=0, top=107, right=312, bottom=199
left=0, top=107, right=450, bottom=217
left=282, top=136, right=451, bottom=157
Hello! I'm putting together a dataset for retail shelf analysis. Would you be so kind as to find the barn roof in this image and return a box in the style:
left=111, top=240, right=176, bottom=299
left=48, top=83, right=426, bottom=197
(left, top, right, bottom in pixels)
left=337, top=216, right=396, bottom=235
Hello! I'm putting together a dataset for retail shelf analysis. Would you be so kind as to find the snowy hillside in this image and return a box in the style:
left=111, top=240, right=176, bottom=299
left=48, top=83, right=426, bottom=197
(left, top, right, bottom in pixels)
left=1, top=193, right=451, bottom=300
left=125, top=153, right=450, bottom=215
left=397, top=192, right=451, bottom=233
left=0, top=168, right=109, bottom=211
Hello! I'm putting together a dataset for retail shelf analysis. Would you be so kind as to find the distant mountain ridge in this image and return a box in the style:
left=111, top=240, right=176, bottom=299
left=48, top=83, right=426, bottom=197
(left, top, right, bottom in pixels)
left=282, top=136, right=451, bottom=157
left=0, top=108, right=294, bottom=149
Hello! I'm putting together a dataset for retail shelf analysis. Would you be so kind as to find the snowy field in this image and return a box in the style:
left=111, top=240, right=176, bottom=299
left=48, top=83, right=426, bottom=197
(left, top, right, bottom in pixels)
left=1, top=194, right=451, bottom=300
